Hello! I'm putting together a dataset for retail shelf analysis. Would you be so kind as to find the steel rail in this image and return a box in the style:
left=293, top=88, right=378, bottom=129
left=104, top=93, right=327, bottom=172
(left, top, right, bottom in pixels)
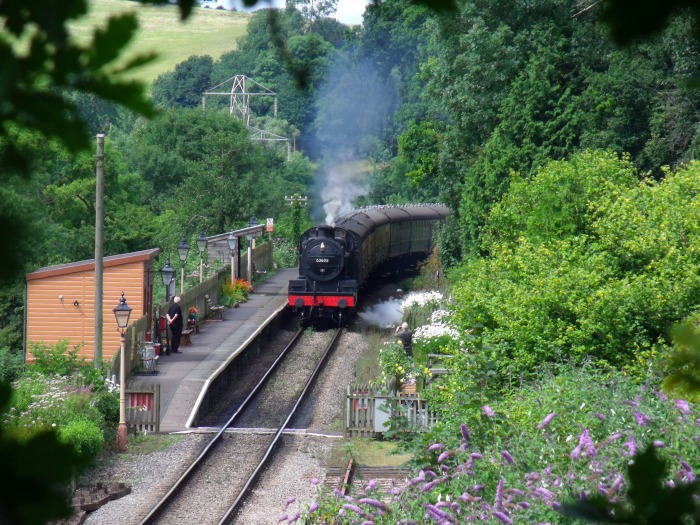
left=218, top=328, right=343, bottom=524
left=137, top=327, right=305, bottom=525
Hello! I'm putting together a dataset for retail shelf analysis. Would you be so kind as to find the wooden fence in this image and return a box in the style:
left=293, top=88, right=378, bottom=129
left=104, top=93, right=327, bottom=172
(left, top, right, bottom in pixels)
left=126, top=383, right=160, bottom=433
left=344, top=385, right=437, bottom=438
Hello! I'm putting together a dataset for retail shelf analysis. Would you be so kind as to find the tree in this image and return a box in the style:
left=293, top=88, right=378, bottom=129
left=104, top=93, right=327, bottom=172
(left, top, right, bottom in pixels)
left=151, top=55, right=214, bottom=109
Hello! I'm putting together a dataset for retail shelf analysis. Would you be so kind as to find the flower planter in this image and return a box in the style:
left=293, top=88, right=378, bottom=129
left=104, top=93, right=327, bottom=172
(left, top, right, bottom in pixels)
left=401, top=383, right=417, bottom=395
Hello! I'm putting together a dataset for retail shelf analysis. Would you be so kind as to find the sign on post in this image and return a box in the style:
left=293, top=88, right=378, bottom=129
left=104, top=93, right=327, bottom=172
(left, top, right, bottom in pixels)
left=266, top=218, right=274, bottom=232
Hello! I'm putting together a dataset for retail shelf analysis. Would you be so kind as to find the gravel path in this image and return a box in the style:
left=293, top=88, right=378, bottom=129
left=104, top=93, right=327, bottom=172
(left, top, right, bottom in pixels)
left=81, top=329, right=368, bottom=525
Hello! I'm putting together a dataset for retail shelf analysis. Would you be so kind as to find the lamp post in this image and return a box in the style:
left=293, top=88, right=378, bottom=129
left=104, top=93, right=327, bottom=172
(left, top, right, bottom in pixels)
left=247, top=216, right=257, bottom=283
left=161, top=258, right=175, bottom=302
left=113, top=292, right=132, bottom=451
left=227, top=232, right=238, bottom=282
left=177, top=235, right=190, bottom=295
left=196, top=230, right=208, bottom=283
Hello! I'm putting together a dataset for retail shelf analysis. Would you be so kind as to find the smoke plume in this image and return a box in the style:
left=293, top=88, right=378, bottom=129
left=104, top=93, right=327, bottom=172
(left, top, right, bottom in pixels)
left=358, top=298, right=404, bottom=328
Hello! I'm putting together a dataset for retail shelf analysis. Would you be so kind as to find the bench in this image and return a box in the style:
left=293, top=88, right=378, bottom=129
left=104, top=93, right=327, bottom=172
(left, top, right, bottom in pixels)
left=180, top=329, right=194, bottom=347
left=427, top=354, right=454, bottom=380
left=204, top=294, right=225, bottom=321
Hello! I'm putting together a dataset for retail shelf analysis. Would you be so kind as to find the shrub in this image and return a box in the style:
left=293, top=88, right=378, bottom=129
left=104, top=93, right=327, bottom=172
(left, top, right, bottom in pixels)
left=29, top=340, right=86, bottom=377
left=0, top=347, right=22, bottom=383
left=220, top=277, right=250, bottom=306
left=58, top=419, right=104, bottom=463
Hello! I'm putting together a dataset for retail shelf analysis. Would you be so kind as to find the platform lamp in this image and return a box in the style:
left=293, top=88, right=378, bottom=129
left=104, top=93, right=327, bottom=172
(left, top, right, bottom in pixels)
left=246, top=216, right=258, bottom=284
left=227, top=232, right=238, bottom=282
left=113, top=292, right=132, bottom=451
left=177, top=235, right=190, bottom=295
left=196, top=230, right=208, bottom=283
left=160, top=258, right=175, bottom=302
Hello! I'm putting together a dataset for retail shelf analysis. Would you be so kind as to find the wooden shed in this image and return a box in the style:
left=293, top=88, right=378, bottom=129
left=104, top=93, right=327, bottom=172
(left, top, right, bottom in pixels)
left=25, top=248, right=160, bottom=364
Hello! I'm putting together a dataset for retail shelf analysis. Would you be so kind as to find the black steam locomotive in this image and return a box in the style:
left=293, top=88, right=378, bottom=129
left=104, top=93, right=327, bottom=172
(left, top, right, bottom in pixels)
left=288, top=204, right=451, bottom=324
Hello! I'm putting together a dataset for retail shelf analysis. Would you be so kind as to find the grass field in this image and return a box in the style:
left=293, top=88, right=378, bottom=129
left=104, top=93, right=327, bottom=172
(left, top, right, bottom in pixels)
left=69, top=0, right=251, bottom=84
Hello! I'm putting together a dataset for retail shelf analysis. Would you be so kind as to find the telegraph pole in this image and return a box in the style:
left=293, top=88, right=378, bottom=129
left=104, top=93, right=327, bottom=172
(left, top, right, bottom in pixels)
left=94, top=134, right=105, bottom=367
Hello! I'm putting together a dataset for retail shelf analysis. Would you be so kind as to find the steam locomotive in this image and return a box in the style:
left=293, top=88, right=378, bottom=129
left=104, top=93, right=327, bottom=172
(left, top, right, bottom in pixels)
left=288, top=204, right=451, bottom=324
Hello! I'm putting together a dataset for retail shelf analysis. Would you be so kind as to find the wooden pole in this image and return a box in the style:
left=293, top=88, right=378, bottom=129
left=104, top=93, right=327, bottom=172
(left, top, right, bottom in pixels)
left=94, top=134, right=105, bottom=366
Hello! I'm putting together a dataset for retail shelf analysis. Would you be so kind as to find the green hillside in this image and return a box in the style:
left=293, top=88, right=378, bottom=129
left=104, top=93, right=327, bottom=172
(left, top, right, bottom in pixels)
left=69, top=0, right=250, bottom=84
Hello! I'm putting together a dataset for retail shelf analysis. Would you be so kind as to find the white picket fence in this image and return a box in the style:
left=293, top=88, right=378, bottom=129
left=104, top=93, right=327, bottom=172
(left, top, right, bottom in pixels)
left=344, top=384, right=437, bottom=438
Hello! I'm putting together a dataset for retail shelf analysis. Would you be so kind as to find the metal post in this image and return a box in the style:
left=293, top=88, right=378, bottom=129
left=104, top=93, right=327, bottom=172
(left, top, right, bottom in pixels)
left=200, top=257, right=203, bottom=284
left=117, top=332, right=127, bottom=450
left=181, top=267, right=185, bottom=296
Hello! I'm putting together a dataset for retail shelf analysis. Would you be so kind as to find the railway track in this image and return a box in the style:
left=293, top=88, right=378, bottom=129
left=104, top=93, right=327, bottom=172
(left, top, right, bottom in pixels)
left=137, top=328, right=343, bottom=525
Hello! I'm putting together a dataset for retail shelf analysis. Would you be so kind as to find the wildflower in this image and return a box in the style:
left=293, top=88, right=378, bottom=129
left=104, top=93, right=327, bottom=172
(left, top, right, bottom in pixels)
left=277, top=514, right=288, bottom=523
left=623, top=435, right=637, bottom=456
left=310, top=478, right=319, bottom=485
left=501, top=450, right=514, bottom=465
left=537, top=413, right=556, bottom=429
left=289, top=512, right=301, bottom=524
left=470, top=452, right=483, bottom=460
left=423, top=503, right=451, bottom=522
left=428, top=443, right=445, bottom=452
left=494, top=479, right=504, bottom=510
left=286, top=497, right=296, bottom=507
left=343, top=504, right=365, bottom=517
left=437, top=450, right=454, bottom=463
left=366, top=479, right=377, bottom=491
left=361, top=521, right=374, bottom=525
left=460, top=423, right=470, bottom=440
left=675, top=399, right=690, bottom=414
left=634, top=411, right=651, bottom=427
left=655, top=391, right=668, bottom=401
left=308, top=502, right=319, bottom=513
left=482, top=405, right=495, bottom=418
left=493, top=510, right=513, bottom=524
left=653, top=440, right=665, bottom=448
left=593, top=413, right=606, bottom=421
left=624, top=400, right=639, bottom=408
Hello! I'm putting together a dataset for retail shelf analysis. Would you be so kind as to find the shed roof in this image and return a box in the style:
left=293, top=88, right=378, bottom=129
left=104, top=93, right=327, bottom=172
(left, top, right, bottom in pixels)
left=26, top=248, right=161, bottom=281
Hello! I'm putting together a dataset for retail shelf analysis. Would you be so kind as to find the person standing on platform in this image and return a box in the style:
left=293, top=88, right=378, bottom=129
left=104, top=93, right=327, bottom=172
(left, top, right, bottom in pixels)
left=167, top=296, right=184, bottom=354
left=395, top=322, right=413, bottom=358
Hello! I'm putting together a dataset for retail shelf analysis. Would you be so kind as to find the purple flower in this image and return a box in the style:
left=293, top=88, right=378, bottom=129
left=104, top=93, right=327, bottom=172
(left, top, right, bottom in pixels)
left=580, top=428, right=597, bottom=457
left=624, top=400, right=639, bottom=408
left=517, top=501, right=531, bottom=509
left=277, top=514, right=288, bottom=523
left=423, top=503, right=451, bottom=521
left=461, top=423, right=470, bottom=440
left=309, top=502, right=319, bottom=513
left=285, top=497, right=296, bottom=507
left=675, top=399, right=690, bottom=414
left=655, top=390, right=668, bottom=401
left=428, top=443, right=445, bottom=452
left=366, top=479, right=377, bottom=491
left=310, top=478, right=319, bottom=485
left=537, top=413, right=556, bottom=429
left=493, top=510, right=513, bottom=524
left=482, top=405, right=496, bottom=417
left=501, top=450, right=514, bottom=465
left=421, top=480, right=439, bottom=493
left=470, top=452, right=483, bottom=460
left=594, top=413, right=606, bottom=420
left=623, top=435, right=637, bottom=456
left=343, top=503, right=365, bottom=516
left=437, top=450, right=454, bottom=463
left=634, top=411, right=652, bottom=427
left=359, top=498, right=386, bottom=510
left=361, top=521, right=375, bottom=525
left=289, top=512, right=301, bottom=524
left=653, top=440, right=665, bottom=448
left=570, top=444, right=582, bottom=460
left=494, top=479, right=504, bottom=510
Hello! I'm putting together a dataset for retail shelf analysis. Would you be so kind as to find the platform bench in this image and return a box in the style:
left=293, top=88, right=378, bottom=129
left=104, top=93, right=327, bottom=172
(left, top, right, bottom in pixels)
left=180, top=329, right=194, bottom=346
left=205, top=294, right=225, bottom=321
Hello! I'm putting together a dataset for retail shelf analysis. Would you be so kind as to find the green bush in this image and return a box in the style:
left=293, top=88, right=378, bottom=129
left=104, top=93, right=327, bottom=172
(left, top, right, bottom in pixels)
left=58, top=419, right=104, bottom=463
left=450, top=152, right=700, bottom=380
left=0, top=347, right=22, bottom=383
left=29, top=340, right=86, bottom=377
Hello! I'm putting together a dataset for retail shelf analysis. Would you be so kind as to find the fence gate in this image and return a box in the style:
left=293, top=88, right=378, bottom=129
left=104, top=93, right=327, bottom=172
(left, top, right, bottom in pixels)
left=344, top=384, right=436, bottom=438
left=126, top=384, right=160, bottom=433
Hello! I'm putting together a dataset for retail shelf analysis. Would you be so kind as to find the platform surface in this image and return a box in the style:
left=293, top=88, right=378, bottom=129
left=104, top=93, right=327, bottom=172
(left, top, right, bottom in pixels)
left=129, top=268, right=297, bottom=433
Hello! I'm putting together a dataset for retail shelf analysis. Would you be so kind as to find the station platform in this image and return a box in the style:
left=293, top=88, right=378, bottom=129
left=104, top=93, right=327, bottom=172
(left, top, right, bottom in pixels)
left=130, top=268, right=297, bottom=433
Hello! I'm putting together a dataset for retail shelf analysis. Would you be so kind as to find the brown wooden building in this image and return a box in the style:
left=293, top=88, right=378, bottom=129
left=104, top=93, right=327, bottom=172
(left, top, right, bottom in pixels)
left=25, top=249, right=160, bottom=364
